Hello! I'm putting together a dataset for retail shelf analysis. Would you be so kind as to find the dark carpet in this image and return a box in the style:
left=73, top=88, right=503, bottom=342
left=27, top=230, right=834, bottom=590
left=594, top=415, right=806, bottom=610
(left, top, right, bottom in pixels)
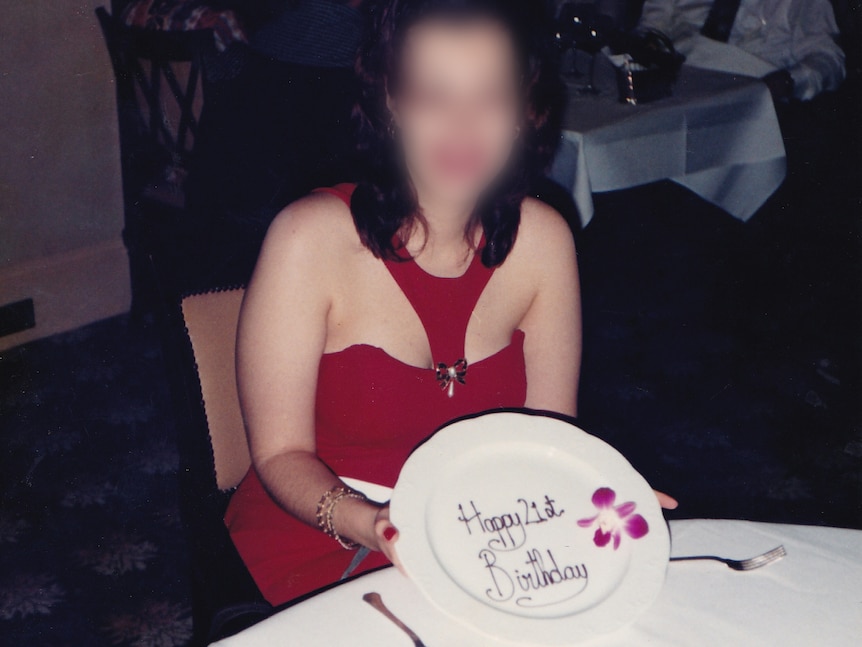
left=1, top=183, right=860, bottom=645
left=0, top=317, right=191, bottom=646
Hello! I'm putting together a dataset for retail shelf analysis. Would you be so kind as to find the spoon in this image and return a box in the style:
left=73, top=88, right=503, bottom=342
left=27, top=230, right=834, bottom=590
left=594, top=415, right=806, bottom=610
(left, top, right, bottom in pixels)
left=362, top=592, right=427, bottom=646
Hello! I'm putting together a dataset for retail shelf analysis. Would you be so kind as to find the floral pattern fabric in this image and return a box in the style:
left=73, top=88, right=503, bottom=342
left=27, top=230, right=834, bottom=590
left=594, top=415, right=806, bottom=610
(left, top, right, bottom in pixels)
left=122, top=0, right=247, bottom=52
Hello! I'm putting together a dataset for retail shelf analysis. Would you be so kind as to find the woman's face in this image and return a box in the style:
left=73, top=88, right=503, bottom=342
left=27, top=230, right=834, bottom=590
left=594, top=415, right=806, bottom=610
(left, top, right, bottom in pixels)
left=389, top=17, right=523, bottom=210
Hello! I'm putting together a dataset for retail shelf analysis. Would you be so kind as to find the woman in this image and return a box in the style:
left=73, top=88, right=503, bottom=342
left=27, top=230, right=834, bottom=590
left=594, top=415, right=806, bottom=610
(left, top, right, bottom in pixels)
left=225, top=0, right=675, bottom=606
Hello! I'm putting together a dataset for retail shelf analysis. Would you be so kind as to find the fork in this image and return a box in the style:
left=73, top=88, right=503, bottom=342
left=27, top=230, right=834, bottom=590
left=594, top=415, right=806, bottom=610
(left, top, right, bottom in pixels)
left=670, top=545, right=786, bottom=571
left=363, top=592, right=427, bottom=646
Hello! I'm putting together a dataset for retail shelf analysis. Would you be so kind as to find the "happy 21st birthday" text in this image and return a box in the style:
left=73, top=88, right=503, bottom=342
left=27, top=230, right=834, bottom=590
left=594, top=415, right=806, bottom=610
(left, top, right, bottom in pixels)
left=456, top=496, right=589, bottom=607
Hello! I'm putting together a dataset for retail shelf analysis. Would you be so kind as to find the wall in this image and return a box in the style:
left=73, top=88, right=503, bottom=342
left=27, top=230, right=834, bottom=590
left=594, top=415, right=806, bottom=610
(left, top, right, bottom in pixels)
left=0, top=1, right=129, bottom=351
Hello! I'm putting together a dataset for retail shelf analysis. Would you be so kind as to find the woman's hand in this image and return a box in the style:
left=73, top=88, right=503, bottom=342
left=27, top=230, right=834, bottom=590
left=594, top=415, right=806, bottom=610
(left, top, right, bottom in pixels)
left=373, top=504, right=404, bottom=574
left=655, top=490, right=678, bottom=510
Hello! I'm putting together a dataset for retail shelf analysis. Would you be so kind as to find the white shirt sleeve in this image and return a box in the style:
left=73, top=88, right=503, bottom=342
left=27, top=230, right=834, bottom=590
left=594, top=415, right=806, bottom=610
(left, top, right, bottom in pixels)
left=637, top=0, right=845, bottom=100
left=786, top=0, right=845, bottom=100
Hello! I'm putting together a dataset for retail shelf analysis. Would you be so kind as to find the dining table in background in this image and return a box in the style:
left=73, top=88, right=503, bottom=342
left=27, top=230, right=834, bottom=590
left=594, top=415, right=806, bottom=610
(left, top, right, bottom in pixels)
left=549, top=64, right=787, bottom=228
left=213, top=518, right=861, bottom=647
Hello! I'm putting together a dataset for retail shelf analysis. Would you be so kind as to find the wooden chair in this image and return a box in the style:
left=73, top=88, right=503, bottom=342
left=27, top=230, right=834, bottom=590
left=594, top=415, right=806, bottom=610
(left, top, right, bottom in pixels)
left=161, top=285, right=272, bottom=644
left=96, top=5, right=212, bottom=315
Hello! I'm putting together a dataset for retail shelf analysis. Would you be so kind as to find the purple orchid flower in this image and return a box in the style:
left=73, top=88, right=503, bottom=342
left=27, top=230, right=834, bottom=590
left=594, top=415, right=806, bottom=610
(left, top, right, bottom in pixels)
left=577, top=487, right=649, bottom=550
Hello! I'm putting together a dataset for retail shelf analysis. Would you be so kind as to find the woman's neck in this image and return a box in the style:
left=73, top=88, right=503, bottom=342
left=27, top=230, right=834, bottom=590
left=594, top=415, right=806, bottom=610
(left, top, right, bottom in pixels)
left=407, top=189, right=480, bottom=273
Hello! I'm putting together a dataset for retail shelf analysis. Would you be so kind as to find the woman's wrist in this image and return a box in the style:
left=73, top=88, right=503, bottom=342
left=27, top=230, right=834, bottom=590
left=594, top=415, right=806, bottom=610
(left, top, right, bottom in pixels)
left=329, top=496, right=381, bottom=550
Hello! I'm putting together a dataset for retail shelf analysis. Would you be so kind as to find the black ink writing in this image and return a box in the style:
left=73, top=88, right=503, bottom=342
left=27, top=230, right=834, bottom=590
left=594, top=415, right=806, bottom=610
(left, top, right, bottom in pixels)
left=518, top=495, right=565, bottom=527
left=480, top=549, right=515, bottom=602
left=456, top=495, right=565, bottom=551
left=457, top=500, right=526, bottom=550
left=515, top=549, right=588, bottom=592
left=478, top=547, right=588, bottom=607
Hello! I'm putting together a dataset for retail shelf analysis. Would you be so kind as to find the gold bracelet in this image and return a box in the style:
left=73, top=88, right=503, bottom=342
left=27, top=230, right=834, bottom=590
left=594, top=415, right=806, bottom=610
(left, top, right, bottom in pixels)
left=315, top=485, right=368, bottom=550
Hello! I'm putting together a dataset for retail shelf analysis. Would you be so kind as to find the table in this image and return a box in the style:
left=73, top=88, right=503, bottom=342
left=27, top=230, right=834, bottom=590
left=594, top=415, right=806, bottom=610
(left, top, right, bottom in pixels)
left=549, top=65, right=787, bottom=227
left=214, top=519, right=862, bottom=647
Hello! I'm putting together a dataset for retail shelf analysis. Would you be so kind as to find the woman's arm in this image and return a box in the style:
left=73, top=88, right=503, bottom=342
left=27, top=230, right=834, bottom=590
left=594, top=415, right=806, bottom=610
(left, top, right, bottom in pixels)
left=236, top=195, right=391, bottom=551
left=518, top=199, right=582, bottom=417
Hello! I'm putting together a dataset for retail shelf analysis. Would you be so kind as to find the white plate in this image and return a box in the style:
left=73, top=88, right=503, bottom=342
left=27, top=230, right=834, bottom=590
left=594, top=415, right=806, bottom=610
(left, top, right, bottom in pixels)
left=391, top=411, right=669, bottom=645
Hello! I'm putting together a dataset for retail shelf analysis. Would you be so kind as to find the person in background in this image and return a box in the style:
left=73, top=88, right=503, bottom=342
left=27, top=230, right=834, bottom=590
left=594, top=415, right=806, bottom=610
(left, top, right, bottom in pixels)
left=185, top=1, right=368, bottom=284
left=638, top=0, right=846, bottom=102
left=248, top=0, right=366, bottom=69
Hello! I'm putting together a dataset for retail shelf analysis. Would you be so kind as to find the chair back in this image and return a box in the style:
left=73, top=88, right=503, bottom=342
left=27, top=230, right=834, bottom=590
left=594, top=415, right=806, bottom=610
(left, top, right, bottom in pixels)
left=162, top=284, right=270, bottom=642
left=180, top=287, right=250, bottom=491
left=96, top=6, right=210, bottom=209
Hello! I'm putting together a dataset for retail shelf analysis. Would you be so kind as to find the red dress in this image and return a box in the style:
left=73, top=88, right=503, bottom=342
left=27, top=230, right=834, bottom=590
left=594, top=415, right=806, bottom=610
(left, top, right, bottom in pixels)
left=225, top=184, right=528, bottom=605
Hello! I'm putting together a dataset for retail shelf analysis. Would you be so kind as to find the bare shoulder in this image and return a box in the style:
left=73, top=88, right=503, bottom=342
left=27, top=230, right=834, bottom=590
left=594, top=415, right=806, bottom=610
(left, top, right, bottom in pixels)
left=263, top=192, right=360, bottom=259
left=510, top=197, right=576, bottom=266
left=256, top=193, right=363, bottom=278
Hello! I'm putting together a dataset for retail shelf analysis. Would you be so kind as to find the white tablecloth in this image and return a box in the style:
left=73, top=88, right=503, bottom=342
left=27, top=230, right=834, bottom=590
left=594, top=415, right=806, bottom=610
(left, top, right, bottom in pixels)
left=549, top=65, right=787, bottom=227
left=213, top=519, right=862, bottom=647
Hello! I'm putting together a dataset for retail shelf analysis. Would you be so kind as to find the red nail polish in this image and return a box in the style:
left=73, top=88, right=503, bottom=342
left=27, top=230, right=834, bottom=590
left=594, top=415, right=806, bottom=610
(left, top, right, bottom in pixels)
left=383, top=526, right=397, bottom=541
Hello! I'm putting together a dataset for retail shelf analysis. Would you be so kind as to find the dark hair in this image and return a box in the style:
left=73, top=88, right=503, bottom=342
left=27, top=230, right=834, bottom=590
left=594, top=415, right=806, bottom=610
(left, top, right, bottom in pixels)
left=352, top=0, right=563, bottom=267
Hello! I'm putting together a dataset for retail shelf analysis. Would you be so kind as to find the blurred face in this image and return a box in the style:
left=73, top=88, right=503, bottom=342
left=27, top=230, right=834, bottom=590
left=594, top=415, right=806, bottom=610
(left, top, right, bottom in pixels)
left=388, top=17, right=523, bottom=210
